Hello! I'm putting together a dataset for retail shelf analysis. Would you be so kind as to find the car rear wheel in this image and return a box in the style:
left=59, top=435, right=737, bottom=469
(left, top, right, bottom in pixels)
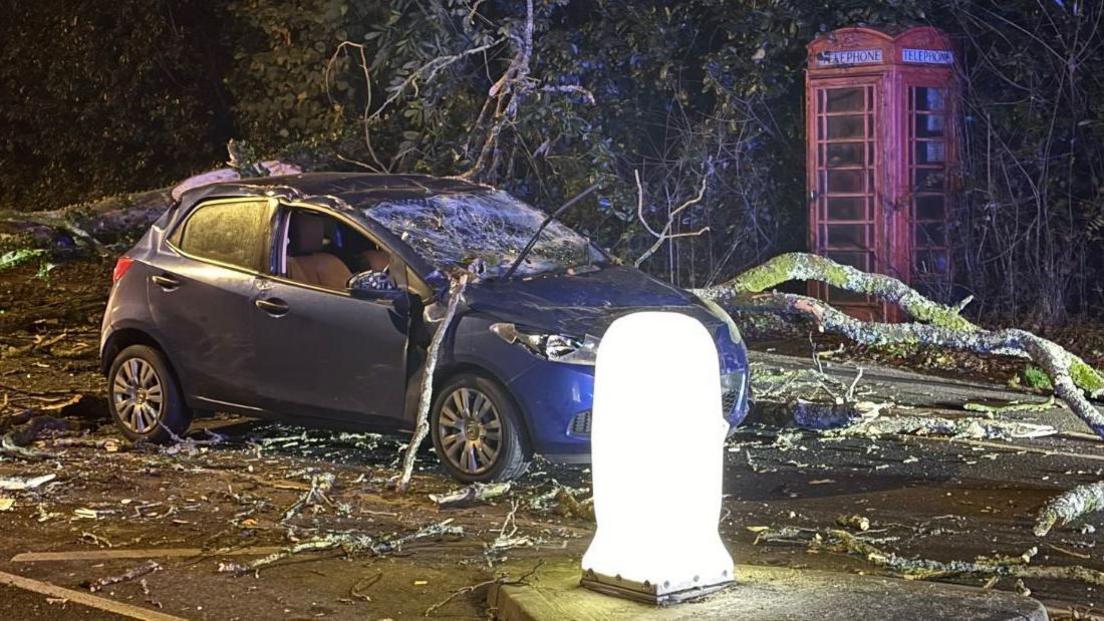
left=108, top=345, right=192, bottom=443
left=431, top=373, right=529, bottom=483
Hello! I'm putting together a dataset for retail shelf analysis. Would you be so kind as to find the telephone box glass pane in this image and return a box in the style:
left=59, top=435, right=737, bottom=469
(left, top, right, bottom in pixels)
left=827, top=143, right=864, bottom=167
left=915, top=195, right=945, bottom=220
left=915, top=169, right=945, bottom=191
left=914, top=87, right=945, bottom=111
left=827, top=251, right=868, bottom=270
left=827, top=285, right=867, bottom=303
left=827, top=197, right=864, bottom=220
left=827, top=224, right=867, bottom=248
left=915, top=250, right=949, bottom=274
left=827, top=115, right=865, bottom=139
left=915, top=141, right=945, bottom=164
left=826, top=88, right=864, bottom=112
left=827, top=170, right=863, bottom=193
left=915, top=114, right=945, bottom=137
left=915, top=222, right=946, bottom=246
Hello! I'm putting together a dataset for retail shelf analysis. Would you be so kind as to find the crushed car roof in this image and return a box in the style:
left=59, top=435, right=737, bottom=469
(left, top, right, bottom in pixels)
left=178, top=172, right=491, bottom=210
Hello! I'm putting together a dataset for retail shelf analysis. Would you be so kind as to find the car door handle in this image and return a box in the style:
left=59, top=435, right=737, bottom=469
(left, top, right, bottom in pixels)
left=151, top=274, right=181, bottom=290
left=255, top=297, right=289, bottom=316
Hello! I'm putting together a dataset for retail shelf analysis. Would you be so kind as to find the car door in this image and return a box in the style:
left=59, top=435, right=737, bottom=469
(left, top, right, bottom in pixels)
left=150, top=197, right=276, bottom=410
left=250, top=205, right=411, bottom=426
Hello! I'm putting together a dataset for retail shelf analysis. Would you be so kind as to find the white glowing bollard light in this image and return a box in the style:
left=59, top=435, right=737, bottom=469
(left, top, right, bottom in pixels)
left=580, top=311, right=734, bottom=604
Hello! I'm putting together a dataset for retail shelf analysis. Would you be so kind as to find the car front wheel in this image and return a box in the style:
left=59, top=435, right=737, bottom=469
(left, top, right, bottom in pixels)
left=108, top=345, right=192, bottom=443
left=430, top=373, right=529, bottom=483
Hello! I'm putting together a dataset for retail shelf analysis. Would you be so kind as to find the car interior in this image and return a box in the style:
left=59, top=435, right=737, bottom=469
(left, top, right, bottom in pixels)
left=282, top=209, right=394, bottom=292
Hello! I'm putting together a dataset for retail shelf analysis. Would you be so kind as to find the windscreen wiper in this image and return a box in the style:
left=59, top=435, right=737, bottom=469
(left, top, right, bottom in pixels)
left=502, top=183, right=599, bottom=279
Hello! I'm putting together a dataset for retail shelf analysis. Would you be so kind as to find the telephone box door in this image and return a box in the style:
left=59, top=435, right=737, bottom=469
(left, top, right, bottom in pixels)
left=809, top=80, right=883, bottom=321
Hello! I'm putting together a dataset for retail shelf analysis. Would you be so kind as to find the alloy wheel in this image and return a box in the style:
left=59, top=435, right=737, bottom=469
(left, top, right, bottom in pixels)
left=437, top=387, right=503, bottom=475
left=112, top=358, right=164, bottom=434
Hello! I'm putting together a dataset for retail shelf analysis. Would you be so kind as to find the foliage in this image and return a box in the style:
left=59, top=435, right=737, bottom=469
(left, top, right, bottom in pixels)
left=0, top=249, right=47, bottom=273
left=948, top=1, right=1104, bottom=323
left=0, top=1, right=232, bottom=211
left=5, top=0, right=1104, bottom=323
left=1022, top=365, right=1054, bottom=391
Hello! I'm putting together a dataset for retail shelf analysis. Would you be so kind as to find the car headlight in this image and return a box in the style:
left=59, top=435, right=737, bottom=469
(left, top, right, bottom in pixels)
left=489, top=322, right=600, bottom=366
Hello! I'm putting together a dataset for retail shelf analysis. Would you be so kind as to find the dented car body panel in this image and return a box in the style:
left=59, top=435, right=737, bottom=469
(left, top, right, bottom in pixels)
left=100, top=173, right=750, bottom=462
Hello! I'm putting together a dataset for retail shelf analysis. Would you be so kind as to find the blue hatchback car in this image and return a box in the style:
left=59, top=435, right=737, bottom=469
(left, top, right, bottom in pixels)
left=101, top=173, right=749, bottom=482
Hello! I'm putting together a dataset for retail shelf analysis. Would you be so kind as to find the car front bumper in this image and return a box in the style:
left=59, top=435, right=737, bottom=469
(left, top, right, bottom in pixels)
left=506, top=360, right=750, bottom=462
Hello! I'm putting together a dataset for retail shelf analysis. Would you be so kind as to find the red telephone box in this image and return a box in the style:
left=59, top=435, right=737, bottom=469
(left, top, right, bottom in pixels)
left=806, top=26, right=957, bottom=321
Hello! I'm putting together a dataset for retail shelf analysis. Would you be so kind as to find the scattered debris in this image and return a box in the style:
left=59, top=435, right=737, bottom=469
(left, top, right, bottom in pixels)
left=349, top=571, right=383, bottom=602
left=44, top=436, right=121, bottom=452
left=484, top=501, right=533, bottom=564
left=827, top=415, right=1057, bottom=441
left=836, top=514, right=870, bottom=531
left=80, top=532, right=114, bottom=548
left=1014, top=578, right=1031, bottom=597
left=81, top=560, right=162, bottom=592
left=0, top=473, right=56, bottom=491
left=424, top=560, right=543, bottom=617
left=281, top=472, right=335, bottom=522
left=220, top=519, right=464, bottom=576
left=372, top=518, right=464, bottom=556
left=11, top=547, right=287, bottom=563
left=430, top=481, right=512, bottom=509
left=219, top=536, right=365, bottom=576
left=755, top=526, right=1104, bottom=588
left=0, top=568, right=187, bottom=621
left=793, top=399, right=887, bottom=430
left=1035, top=481, right=1104, bottom=537
left=552, top=485, right=594, bottom=521
left=0, top=496, right=13, bottom=511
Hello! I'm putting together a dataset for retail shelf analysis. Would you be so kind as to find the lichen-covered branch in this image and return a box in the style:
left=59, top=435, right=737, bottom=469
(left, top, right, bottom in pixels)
left=1034, top=481, right=1104, bottom=537
left=707, top=252, right=978, bottom=331
left=697, top=252, right=1104, bottom=437
left=394, top=273, right=470, bottom=491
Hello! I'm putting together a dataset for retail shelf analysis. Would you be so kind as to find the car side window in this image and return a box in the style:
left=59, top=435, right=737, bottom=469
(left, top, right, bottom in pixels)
left=280, top=207, right=397, bottom=293
left=171, top=200, right=272, bottom=271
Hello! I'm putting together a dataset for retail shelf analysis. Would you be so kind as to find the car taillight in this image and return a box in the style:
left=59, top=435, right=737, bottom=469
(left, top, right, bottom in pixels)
left=112, top=256, right=135, bottom=284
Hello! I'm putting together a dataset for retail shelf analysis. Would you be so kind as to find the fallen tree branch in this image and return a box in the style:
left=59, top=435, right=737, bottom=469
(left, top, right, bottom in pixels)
left=755, top=526, right=1104, bottom=588
left=394, top=273, right=470, bottom=491
left=1034, top=481, right=1104, bottom=537
left=429, top=481, right=512, bottom=509
left=281, top=472, right=335, bottom=522
left=825, top=414, right=1057, bottom=441
left=424, top=559, right=543, bottom=617
left=220, top=519, right=464, bottom=577
left=0, top=473, right=56, bottom=491
left=81, top=560, right=161, bottom=592
left=0, top=144, right=296, bottom=249
left=697, top=252, right=1104, bottom=438
left=964, top=396, right=1058, bottom=416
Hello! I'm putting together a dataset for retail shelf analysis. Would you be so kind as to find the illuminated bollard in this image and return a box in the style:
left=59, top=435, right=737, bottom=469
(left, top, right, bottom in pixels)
left=581, top=311, right=734, bottom=604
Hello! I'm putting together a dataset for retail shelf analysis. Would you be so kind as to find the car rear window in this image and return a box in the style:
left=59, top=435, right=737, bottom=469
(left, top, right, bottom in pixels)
left=171, top=199, right=272, bottom=271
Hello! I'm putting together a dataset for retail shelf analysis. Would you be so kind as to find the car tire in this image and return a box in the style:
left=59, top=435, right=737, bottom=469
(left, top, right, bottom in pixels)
left=108, top=345, right=192, bottom=444
left=430, top=373, right=530, bottom=483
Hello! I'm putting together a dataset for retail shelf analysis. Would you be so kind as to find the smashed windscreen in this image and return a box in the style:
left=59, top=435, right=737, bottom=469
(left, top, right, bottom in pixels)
left=365, top=190, right=602, bottom=277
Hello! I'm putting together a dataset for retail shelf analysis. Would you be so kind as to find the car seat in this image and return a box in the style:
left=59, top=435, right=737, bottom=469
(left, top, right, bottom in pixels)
left=286, top=213, right=352, bottom=290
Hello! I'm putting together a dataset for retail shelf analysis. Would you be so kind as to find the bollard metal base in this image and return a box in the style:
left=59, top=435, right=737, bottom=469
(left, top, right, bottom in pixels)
left=580, top=569, right=734, bottom=605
